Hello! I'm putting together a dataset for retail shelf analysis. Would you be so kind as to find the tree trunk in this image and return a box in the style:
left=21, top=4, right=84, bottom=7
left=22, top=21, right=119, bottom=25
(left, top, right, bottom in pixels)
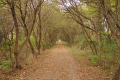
left=38, top=7, right=42, bottom=54
left=83, top=27, right=98, bottom=55
left=97, top=33, right=102, bottom=65
left=8, top=1, right=20, bottom=68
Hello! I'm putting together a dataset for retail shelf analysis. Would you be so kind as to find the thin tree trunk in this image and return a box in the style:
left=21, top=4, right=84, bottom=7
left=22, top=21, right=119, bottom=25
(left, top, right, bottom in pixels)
left=97, top=33, right=102, bottom=65
left=8, top=1, right=20, bottom=68
left=83, top=27, right=98, bottom=55
left=38, top=6, right=42, bottom=54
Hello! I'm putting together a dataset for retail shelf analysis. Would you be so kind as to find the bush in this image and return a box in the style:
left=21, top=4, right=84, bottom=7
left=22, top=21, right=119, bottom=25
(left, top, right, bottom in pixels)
left=88, top=55, right=98, bottom=65
left=102, top=38, right=117, bottom=53
left=0, top=60, right=12, bottom=71
left=19, top=36, right=25, bottom=45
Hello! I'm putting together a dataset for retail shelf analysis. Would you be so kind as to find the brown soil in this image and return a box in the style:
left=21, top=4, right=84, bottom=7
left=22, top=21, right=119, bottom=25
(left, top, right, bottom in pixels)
left=12, top=45, right=110, bottom=80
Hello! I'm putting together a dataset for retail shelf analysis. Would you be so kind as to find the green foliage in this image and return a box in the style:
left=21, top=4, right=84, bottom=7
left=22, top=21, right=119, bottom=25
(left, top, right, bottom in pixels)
left=78, top=38, right=86, bottom=45
left=74, top=37, right=87, bottom=47
left=101, top=53, right=113, bottom=61
left=19, top=36, right=25, bottom=45
left=91, top=35, right=97, bottom=42
left=89, top=38, right=118, bottom=66
left=41, top=41, right=50, bottom=49
left=0, top=60, right=12, bottom=71
left=1, top=39, right=14, bottom=48
left=30, top=35, right=36, bottom=46
left=88, top=54, right=98, bottom=65
left=86, top=4, right=97, bottom=18
left=0, top=0, right=5, bottom=7
left=102, top=38, right=117, bottom=53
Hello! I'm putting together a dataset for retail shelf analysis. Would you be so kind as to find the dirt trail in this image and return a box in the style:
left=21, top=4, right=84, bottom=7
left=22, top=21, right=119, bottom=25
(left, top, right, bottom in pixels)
left=15, top=45, right=108, bottom=80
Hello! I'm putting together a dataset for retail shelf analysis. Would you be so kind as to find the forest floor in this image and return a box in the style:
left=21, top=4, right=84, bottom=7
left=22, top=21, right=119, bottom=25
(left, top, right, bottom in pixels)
left=9, top=45, right=111, bottom=80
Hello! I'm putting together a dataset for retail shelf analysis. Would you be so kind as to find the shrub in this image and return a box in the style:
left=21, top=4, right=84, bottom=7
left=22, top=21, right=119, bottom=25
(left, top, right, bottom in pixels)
left=88, top=54, right=98, bottom=65
left=0, top=60, right=12, bottom=71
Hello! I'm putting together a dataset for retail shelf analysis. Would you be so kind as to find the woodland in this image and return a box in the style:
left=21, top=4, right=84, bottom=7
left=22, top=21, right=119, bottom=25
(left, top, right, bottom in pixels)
left=0, top=0, right=120, bottom=80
